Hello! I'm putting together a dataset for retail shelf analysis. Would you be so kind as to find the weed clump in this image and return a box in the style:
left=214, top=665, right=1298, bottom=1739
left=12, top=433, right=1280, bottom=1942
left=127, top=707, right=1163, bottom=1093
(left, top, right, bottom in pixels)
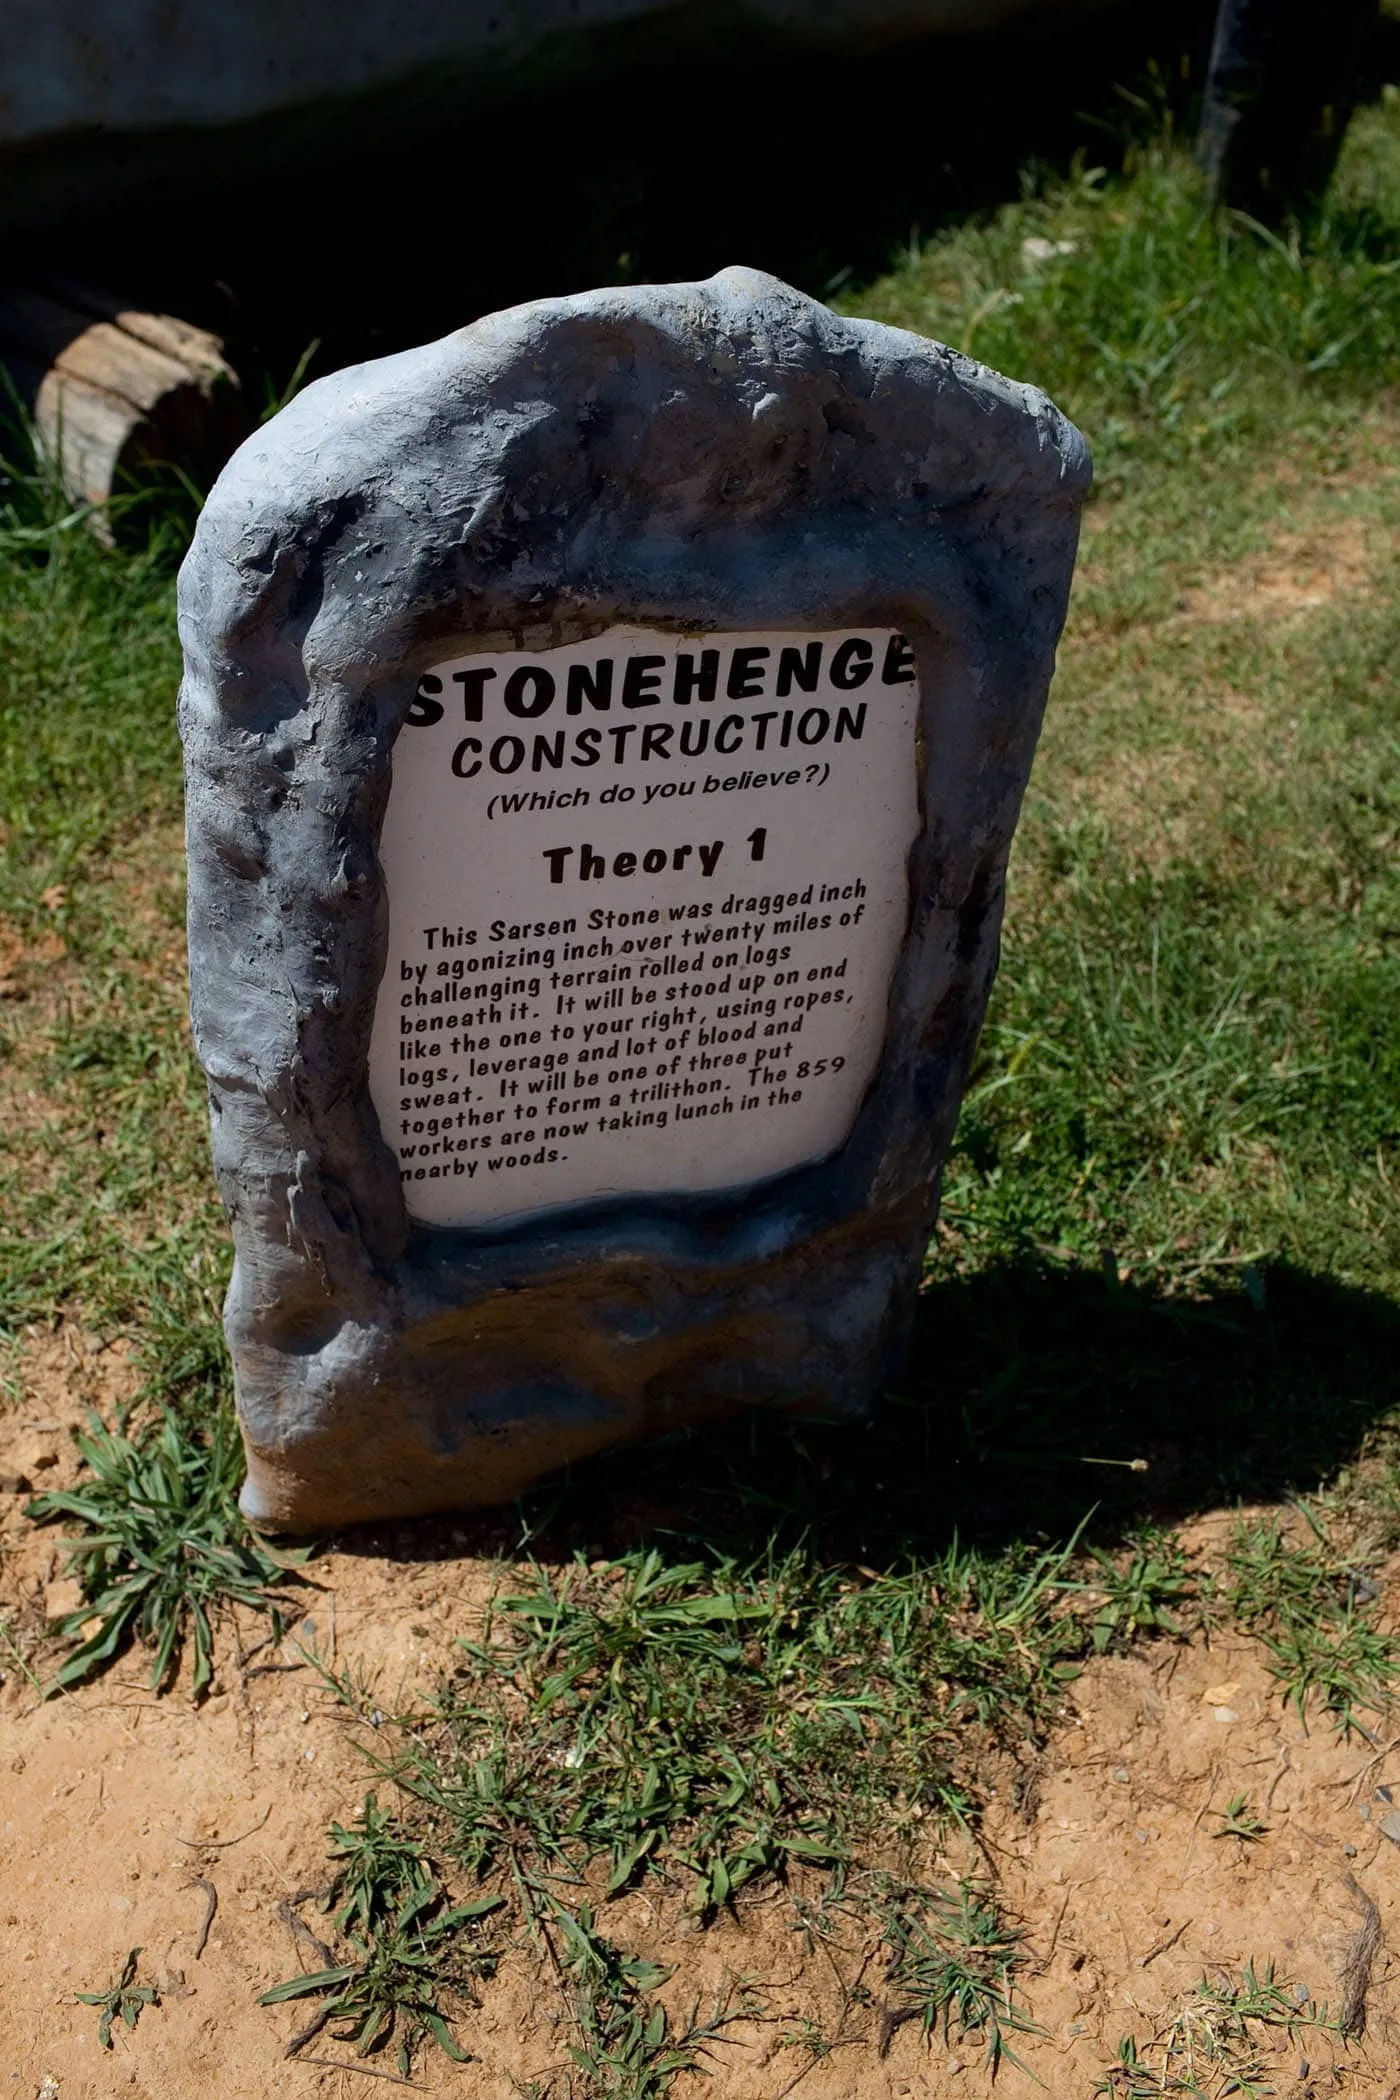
left=27, top=1407, right=296, bottom=1696
left=877, top=1883, right=1041, bottom=2074
left=260, top=1795, right=500, bottom=2072
left=77, top=1947, right=157, bottom=2051
left=1224, top=1513, right=1396, bottom=1736
left=1096, top=1961, right=1337, bottom=2097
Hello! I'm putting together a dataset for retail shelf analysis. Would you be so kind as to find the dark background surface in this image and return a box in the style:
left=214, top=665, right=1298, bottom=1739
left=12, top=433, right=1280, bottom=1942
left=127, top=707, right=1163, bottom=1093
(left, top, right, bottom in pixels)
left=7, top=1, right=1230, bottom=397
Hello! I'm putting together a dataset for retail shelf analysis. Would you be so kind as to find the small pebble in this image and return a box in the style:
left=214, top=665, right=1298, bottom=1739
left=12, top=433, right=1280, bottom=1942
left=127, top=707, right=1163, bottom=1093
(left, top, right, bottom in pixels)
left=1343, top=1843, right=1358, bottom=1858
left=1360, top=1803, right=1371, bottom=1821
left=1135, top=1828, right=1149, bottom=1845
left=1377, top=1784, right=1393, bottom=1804
left=1112, top=1767, right=1131, bottom=1785
left=1212, top=1706, right=1239, bottom=1724
left=1377, top=1809, right=1400, bottom=1846
left=1066, top=2021, right=1087, bottom=2037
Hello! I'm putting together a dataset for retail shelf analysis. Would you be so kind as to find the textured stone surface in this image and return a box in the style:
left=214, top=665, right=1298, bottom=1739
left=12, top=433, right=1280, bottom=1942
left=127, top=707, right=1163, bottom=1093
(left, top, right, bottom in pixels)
left=178, top=266, right=1089, bottom=1532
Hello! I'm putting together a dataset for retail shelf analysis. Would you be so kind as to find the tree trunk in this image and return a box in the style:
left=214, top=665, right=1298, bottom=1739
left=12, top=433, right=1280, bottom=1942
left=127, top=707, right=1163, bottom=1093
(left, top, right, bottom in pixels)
left=1197, top=0, right=1381, bottom=223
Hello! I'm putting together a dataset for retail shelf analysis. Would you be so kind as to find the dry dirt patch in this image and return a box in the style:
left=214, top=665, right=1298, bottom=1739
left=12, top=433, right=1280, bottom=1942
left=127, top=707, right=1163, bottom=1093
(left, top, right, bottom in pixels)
left=0, top=915, right=66, bottom=1003
left=1178, top=519, right=1378, bottom=626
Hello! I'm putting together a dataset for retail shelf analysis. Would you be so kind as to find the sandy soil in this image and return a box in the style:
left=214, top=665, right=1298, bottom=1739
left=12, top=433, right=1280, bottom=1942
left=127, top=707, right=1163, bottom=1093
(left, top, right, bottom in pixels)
left=2, top=1343, right=1398, bottom=2100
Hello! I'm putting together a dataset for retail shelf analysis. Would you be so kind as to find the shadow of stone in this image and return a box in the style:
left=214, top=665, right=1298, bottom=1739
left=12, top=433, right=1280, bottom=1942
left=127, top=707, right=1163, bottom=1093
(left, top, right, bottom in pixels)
left=336, top=1254, right=1400, bottom=1571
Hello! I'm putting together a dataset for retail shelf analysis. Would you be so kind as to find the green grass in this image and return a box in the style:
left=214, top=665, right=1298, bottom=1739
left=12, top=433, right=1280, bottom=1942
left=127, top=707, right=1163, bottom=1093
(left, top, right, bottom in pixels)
left=0, top=464, right=216, bottom=1377
left=851, top=96, right=1400, bottom=494
left=877, top=1883, right=1042, bottom=2075
left=259, top=1795, right=502, bottom=2071
left=1, top=79, right=1398, bottom=2097
left=1223, top=1510, right=1397, bottom=1736
left=77, top=1947, right=158, bottom=2052
left=379, top=1536, right=1103, bottom=1897
left=845, top=116, right=1400, bottom=1309
left=1212, top=1793, right=1268, bottom=1844
left=26, top=1407, right=299, bottom=1696
left=264, top=1786, right=747, bottom=2088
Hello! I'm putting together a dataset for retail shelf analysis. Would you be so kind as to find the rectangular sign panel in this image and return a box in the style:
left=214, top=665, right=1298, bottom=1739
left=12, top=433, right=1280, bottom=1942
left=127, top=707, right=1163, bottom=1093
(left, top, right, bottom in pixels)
left=368, top=627, right=920, bottom=1227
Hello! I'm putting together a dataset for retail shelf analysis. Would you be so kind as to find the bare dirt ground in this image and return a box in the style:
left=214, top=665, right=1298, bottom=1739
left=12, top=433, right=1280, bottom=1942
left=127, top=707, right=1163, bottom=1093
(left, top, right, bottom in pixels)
left=3, top=1342, right=1398, bottom=2100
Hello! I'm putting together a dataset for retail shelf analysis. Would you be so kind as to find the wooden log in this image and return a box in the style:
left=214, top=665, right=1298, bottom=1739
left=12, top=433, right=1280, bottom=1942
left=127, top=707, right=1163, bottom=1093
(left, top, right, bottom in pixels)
left=0, top=287, right=247, bottom=529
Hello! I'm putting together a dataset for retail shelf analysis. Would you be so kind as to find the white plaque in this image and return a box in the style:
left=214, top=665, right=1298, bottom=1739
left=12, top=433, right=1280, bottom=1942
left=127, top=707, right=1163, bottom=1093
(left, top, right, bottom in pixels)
left=368, top=627, right=920, bottom=1227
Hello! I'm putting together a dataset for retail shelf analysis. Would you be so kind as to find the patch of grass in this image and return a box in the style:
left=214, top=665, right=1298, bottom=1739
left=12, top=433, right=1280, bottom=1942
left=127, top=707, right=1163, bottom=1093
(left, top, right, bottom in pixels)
left=261, top=1791, right=740, bottom=2091
left=1095, top=1961, right=1336, bottom=2097
left=1075, top=1530, right=1197, bottom=1654
left=77, top=1946, right=157, bottom=2051
left=848, top=120, right=1400, bottom=497
left=547, top=1899, right=745, bottom=2099
left=1335, top=86, right=1400, bottom=228
left=846, top=100, right=1400, bottom=1336
left=274, top=1546, right=1084, bottom=2081
left=1223, top=1514, right=1397, bottom=1737
left=0, top=434, right=218, bottom=1416
left=26, top=1408, right=299, bottom=1697
left=260, top=1793, right=501, bottom=2072
left=386, top=1541, right=1095, bottom=1913
left=1212, top=1794, right=1269, bottom=1844
left=0, top=458, right=182, bottom=915
left=296, top=1542, right=1105, bottom=2082
left=940, top=836, right=1400, bottom=1296
left=263, top=1901, right=496, bottom=2072
left=877, top=1882, right=1042, bottom=2076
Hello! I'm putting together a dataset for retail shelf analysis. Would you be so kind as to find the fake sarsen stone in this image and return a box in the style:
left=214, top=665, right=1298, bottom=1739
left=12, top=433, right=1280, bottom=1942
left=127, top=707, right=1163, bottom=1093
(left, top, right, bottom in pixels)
left=177, top=267, right=1090, bottom=1532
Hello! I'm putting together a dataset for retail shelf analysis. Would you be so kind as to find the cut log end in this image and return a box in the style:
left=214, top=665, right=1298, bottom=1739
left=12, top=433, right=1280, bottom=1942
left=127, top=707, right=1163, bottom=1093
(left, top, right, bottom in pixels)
left=0, top=286, right=249, bottom=533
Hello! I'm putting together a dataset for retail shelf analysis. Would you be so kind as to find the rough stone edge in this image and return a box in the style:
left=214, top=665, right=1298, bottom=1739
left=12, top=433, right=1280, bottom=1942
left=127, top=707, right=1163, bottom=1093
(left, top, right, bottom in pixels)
left=178, top=266, right=1090, bottom=1529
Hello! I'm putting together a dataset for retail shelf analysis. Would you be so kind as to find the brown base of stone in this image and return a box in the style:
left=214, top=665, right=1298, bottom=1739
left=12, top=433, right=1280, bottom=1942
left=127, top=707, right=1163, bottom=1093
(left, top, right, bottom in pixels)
left=233, top=1219, right=921, bottom=1533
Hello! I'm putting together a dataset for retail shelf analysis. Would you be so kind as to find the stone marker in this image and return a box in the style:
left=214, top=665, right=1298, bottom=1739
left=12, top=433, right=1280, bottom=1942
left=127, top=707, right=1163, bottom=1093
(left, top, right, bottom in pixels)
left=178, top=267, right=1089, bottom=1533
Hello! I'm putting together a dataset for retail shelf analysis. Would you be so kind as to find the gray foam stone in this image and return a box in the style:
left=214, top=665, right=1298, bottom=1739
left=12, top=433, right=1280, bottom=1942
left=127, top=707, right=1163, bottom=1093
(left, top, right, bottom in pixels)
left=177, top=266, right=1090, bottom=1533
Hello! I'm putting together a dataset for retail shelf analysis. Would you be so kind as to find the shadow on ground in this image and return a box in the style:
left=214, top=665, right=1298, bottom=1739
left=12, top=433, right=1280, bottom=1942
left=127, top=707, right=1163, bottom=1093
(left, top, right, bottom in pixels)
left=12, top=3, right=1222, bottom=397
left=338, top=1256, right=1400, bottom=1573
